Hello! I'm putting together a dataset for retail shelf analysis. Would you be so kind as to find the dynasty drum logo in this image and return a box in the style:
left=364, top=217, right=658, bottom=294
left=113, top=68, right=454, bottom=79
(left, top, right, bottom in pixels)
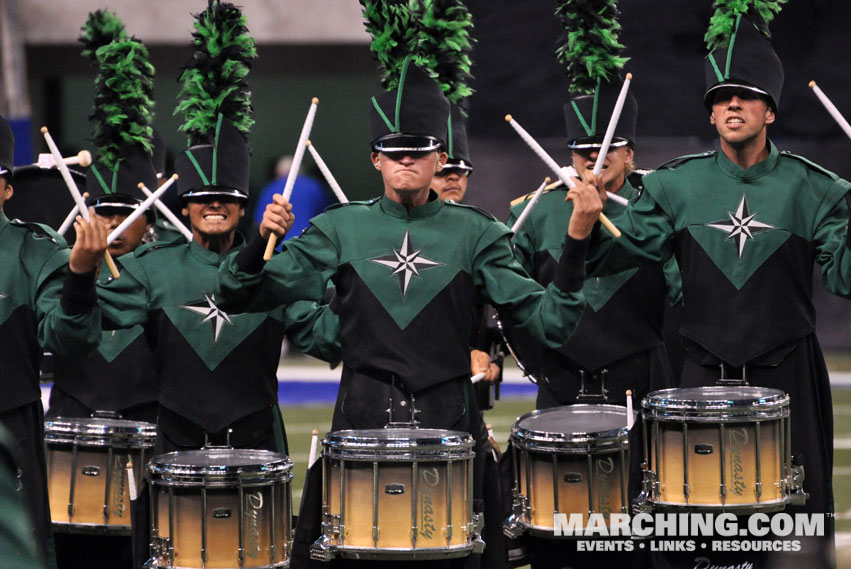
left=419, top=467, right=440, bottom=541
left=728, top=427, right=748, bottom=498
left=244, top=491, right=264, bottom=558
left=109, top=453, right=128, bottom=517
left=595, top=456, right=615, bottom=521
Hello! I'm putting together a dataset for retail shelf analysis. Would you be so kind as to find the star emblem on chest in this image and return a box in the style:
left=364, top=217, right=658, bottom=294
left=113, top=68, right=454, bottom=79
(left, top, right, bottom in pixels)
left=370, top=230, right=444, bottom=297
left=705, top=194, right=775, bottom=257
left=180, top=293, right=233, bottom=342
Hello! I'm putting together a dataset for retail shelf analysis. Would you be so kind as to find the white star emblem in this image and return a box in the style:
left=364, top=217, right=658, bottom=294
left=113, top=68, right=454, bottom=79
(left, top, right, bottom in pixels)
left=371, top=231, right=443, bottom=297
left=180, top=293, right=233, bottom=342
left=705, top=195, right=774, bottom=257
left=0, top=293, right=7, bottom=300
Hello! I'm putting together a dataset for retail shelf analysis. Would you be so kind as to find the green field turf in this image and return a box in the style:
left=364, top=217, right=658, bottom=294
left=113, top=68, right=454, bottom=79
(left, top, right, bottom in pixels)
left=281, top=388, right=851, bottom=568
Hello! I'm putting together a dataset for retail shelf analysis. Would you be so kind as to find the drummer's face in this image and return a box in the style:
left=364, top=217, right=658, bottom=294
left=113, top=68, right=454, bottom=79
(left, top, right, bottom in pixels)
left=0, top=177, right=12, bottom=212
left=571, top=146, right=633, bottom=193
left=94, top=207, right=150, bottom=257
left=182, top=196, right=244, bottom=237
left=372, top=150, right=447, bottom=195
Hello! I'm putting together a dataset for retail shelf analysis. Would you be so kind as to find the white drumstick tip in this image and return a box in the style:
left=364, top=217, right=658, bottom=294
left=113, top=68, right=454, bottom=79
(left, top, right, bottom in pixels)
left=505, top=114, right=513, bottom=122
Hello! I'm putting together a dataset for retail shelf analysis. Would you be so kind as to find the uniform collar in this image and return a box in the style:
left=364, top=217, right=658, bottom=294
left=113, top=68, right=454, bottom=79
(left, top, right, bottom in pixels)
left=188, top=232, right=245, bottom=265
left=380, top=189, right=443, bottom=220
left=715, top=140, right=779, bottom=181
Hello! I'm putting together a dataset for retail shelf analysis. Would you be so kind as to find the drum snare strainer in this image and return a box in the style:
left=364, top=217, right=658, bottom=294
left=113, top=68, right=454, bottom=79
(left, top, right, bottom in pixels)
left=636, top=386, right=807, bottom=514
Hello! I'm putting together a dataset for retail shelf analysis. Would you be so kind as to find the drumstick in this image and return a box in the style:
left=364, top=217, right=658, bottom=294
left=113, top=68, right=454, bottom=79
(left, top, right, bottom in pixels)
left=41, top=127, right=120, bottom=278
left=58, top=192, right=89, bottom=236
left=544, top=176, right=629, bottom=206
left=592, top=73, right=633, bottom=179
left=36, top=150, right=93, bottom=169
left=264, top=97, right=320, bottom=261
left=126, top=461, right=137, bottom=501
left=486, top=424, right=500, bottom=460
left=106, top=176, right=178, bottom=246
left=471, top=372, right=486, bottom=383
left=308, top=428, right=319, bottom=468
left=139, top=184, right=194, bottom=241
left=511, top=177, right=550, bottom=234
left=809, top=81, right=851, bottom=141
left=626, top=389, right=634, bottom=430
left=306, top=140, right=348, bottom=203
left=505, top=114, right=623, bottom=237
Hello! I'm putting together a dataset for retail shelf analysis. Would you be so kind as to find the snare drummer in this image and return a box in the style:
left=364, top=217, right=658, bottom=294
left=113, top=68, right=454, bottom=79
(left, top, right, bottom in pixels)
left=584, top=14, right=848, bottom=569
left=215, top=57, right=599, bottom=568
left=0, top=115, right=103, bottom=569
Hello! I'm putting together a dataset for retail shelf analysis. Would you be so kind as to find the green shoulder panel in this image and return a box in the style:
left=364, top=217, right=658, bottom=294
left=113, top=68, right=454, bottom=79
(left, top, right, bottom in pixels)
left=779, top=151, right=845, bottom=182
left=441, top=199, right=497, bottom=221
left=656, top=151, right=715, bottom=171
left=9, top=219, right=67, bottom=248
left=132, top=238, right=184, bottom=258
left=324, top=197, right=381, bottom=212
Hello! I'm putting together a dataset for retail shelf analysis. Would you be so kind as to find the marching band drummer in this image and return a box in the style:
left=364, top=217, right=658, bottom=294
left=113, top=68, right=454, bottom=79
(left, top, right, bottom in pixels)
left=0, top=114, right=103, bottom=569
left=61, top=3, right=341, bottom=567
left=215, top=56, right=601, bottom=568
left=46, top=10, right=159, bottom=426
left=583, top=11, right=849, bottom=569
left=505, top=77, right=680, bottom=569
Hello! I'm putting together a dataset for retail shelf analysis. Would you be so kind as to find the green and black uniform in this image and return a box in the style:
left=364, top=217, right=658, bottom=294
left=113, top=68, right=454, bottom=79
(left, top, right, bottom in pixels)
left=0, top=212, right=100, bottom=569
left=508, top=176, right=680, bottom=409
left=47, top=257, right=158, bottom=423
left=218, top=190, right=588, bottom=568
left=587, top=143, right=851, bottom=567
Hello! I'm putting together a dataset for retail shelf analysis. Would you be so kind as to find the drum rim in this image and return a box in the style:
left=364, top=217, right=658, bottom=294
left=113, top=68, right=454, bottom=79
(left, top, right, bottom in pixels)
left=322, top=428, right=476, bottom=458
left=510, top=404, right=632, bottom=449
left=44, top=417, right=157, bottom=446
left=642, top=386, right=790, bottom=416
left=148, top=448, right=294, bottom=484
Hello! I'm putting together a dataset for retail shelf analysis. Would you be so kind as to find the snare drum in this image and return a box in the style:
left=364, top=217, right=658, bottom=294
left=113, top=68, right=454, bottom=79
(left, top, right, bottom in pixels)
left=311, top=428, right=483, bottom=561
left=504, top=405, right=631, bottom=538
left=45, top=417, right=156, bottom=534
left=148, top=449, right=293, bottom=569
left=639, top=386, right=805, bottom=513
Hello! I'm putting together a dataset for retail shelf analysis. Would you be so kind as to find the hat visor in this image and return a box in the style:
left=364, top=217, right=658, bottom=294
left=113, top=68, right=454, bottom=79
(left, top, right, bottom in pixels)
left=704, top=82, right=770, bottom=106
left=443, top=160, right=473, bottom=172
left=89, top=195, right=143, bottom=210
left=372, top=134, right=443, bottom=153
left=567, top=138, right=631, bottom=150
left=0, top=166, right=13, bottom=180
left=182, top=188, right=248, bottom=201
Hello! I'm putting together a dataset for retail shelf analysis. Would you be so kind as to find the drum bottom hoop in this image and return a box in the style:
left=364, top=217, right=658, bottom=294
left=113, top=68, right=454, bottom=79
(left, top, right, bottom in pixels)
left=52, top=521, right=132, bottom=536
left=146, top=561, right=288, bottom=569
left=333, top=543, right=474, bottom=561
left=645, top=497, right=791, bottom=514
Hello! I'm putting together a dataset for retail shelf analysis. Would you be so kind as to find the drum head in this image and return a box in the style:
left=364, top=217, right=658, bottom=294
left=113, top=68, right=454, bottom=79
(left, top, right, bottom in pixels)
left=44, top=417, right=157, bottom=447
left=642, top=386, right=789, bottom=421
left=149, top=449, right=293, bottom=486
left=323, top=428, right=475, bottom=461
left=511, top=405, right=630, bottom=453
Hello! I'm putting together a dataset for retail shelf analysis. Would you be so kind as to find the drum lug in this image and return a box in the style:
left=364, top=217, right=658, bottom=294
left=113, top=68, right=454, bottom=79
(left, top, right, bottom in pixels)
left=310, top=534, right=337, bottom=562
left=632, top=469, right=656, bottom=514
left=147, top=536, right=171, bottom=568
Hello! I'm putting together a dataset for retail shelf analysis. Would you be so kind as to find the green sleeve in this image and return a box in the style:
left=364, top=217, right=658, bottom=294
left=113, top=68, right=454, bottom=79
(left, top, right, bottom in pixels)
left=96, top=257, right=152, bottom=329
left=586, top=176, right=675, bottom=276
left=217, top=224, right=339, bottom=312
left=0, top=426, right=47, bottom=569
left=283, top=298, right=341, bottom=364
left=474, top=225, right=586, bottom=350
left=814, top=178, right=851, bottom=297
left=36, top=249, right=101, bottom=356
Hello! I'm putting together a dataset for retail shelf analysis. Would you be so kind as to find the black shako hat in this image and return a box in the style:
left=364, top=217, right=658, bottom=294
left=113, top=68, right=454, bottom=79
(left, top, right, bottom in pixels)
left=369, top=58, right=450, bottom=153
left=86, top=148, right=157, bottom=213
left=0, top=115, right=14, bottom=179
left=704, top=15, right=783, bottom=111
left=445, top=105, right=473, bottom=171
left=175, top=116, right=249, bottom=202
left=564, top=79, right=637, bottom=149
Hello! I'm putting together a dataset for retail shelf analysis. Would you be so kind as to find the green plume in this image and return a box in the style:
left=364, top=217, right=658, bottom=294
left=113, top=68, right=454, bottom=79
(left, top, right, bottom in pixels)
left=360, top=0, right=425, bottom=91
left=90, top=38, right=155, bottom=170
left=79, top=9, right=127, bottom=65
left=175, top=0, right=257, bottom=146
left=705, top=0, right=786, bottom=52
left=414, top=0, right=475, bottom=105
left=555, top=0, right=629, bottom=95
